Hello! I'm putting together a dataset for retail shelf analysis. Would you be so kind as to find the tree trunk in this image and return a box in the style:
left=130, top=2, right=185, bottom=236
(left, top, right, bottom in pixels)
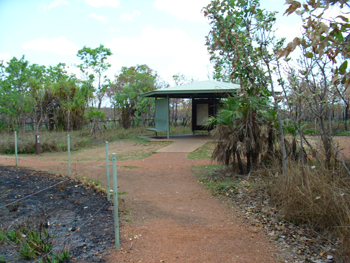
left=266, top=62, right=288, bottom=176
left=319, top=116, right=332, bottom=168
left=236, top=151, right=244, bottom=175
left=345, top=104, right=349, bottom=131
left=246, top=151, right=251, bottom=175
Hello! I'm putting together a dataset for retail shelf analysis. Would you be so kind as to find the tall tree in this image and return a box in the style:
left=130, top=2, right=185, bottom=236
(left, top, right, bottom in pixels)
left=77, top=44, right=112, bottom=109
left=27, top=64, right=46, bottom=133
left=4, top=56, right=30, bottom=133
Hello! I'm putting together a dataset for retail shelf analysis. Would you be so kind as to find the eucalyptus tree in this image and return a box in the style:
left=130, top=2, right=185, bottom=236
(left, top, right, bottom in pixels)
left=77, top=44, right=112, bottom=109
left=27, top=64, right=46, bottom=132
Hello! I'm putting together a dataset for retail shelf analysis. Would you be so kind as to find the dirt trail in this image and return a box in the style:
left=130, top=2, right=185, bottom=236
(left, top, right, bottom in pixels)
left=108, top=153, right=279, bottom=262
left=0, top=140, right=282, bottom=262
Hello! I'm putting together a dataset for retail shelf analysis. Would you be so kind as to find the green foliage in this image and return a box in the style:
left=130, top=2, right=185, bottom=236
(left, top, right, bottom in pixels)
left=38, top=250, right=70, bottom=263
left=204, top=0, right=277, bottom=92
left=208, top=92, right=277, bottom=174
left=4, top=222, right=69, bottom=262
left=77, top=44, right=112, bottom=109
left=19, top=229, right=51, bottom=259
left=204, top=0, right=282, bottom=174
left=7, top=229, right=22, bottom=243
left=111, top=64, right=158, bottom=128
left=0, top=230, right=5, bottom=244
left=0, top=58, right=94, bottom=133
left=0, top=56, right=31, bottom=133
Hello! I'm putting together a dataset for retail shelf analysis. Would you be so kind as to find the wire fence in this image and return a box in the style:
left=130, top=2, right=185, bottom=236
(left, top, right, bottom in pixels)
left=23, top=120, right=122, bottom=132
left=0, top=133, right=120, bottom=262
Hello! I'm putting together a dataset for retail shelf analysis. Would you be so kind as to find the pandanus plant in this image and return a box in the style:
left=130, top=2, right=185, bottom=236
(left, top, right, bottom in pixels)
left=208, top=90, right=277, bottom=174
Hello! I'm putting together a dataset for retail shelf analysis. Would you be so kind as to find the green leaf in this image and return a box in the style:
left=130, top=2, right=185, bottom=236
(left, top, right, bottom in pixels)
left=334, top=32, right=343, bottom=43
left=304, top=52, right=314, bottom=58
left=339, top=60, right=348, bottom=75
left=337, top=15, right=349, bottom=22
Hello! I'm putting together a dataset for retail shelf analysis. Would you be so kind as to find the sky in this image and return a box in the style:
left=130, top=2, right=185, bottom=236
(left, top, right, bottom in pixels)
left=0, top=0, right=341, bottom=86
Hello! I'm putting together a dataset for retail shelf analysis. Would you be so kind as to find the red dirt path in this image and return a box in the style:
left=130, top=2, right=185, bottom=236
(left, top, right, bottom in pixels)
left=108, top=152, right=280, bottom=263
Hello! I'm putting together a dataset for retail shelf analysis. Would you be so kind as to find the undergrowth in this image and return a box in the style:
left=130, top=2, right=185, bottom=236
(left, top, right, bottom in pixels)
left=2, top=215, right=69, bottom=262
left=262, top=162, right=350, bottom=262
left=195, top=160, right=350, bottom=262
left=0, top=127, right=148, bottom=154
left=0, top=125, right=193, bottom=155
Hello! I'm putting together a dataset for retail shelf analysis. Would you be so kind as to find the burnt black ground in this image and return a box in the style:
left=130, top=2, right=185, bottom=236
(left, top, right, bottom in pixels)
left=0, top=166, right=115, bottom=262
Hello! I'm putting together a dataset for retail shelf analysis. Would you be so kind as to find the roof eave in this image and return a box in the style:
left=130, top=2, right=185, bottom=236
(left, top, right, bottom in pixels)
left=142, top=89, right=237, bottom=98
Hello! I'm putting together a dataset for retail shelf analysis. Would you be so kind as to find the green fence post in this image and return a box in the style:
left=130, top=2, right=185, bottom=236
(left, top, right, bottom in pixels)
left=106, top=141, right=110, bottom=201
left=15, top=131, right=18, bottom=167
left=112, top=153, right=120, bottom=250
left=68, top=134, right=71, bottom=176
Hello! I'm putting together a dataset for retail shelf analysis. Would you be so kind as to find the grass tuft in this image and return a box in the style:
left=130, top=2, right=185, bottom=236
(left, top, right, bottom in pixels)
left=187, top=142, right=216, bottom=159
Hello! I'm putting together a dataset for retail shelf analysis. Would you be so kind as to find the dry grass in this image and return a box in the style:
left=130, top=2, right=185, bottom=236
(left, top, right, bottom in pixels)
left=0, top=127, right=149, bottom=154
left=256, top=162, right=350, bottom=262
left=0, top=125, right=193, bottom=155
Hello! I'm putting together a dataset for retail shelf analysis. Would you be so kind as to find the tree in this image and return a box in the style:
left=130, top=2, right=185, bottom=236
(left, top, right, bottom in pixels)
left=44, top=63, right=91, bottom=131
left=112, top=65, right=158, bottom=129
left=3, top=56, right=30, bottom=133
left=77, top=44, right=112, bottom=109
left=27, top=64, right=46, bottom=133
left=203, top=0, right=287, bottom=174
left=278, top=0, right=350, bottom=169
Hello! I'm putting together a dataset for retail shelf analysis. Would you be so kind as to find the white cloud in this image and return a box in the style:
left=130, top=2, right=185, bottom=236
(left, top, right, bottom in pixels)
left=120, top=10, right=141, bottom=21
left=38, top=0, right=70, bottom=14
left=103, top=27, right=119, bottom=33
left=21, top=36, right=80, bottom=55
left=106, top=25, right=211, bottom=80
left=153, top=0, right=211, bottom=23
left=48, top=0, right=70, bottom=9
left=85, top=0, right=120, bottom=8
left=87, top=13, right=108, bottom=23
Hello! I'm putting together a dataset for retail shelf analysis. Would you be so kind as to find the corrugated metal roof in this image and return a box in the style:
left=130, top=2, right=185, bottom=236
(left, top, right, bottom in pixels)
left=142, top=80, right=239, bottom=98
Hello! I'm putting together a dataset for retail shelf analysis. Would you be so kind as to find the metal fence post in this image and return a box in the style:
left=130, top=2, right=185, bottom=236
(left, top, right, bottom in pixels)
left=15, top=131, right=18, bottom=167
left=68, top=134, right=71, bottom=176
left=106, top=141, right=110, bottom=201
left=112, top=153, right=120, bottom=250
